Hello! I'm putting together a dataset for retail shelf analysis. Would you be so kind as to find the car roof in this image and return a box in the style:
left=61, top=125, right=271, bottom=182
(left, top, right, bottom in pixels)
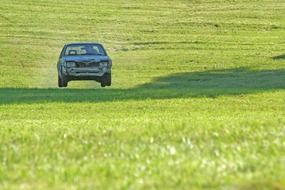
left=65, top=42, right=104, bottom=46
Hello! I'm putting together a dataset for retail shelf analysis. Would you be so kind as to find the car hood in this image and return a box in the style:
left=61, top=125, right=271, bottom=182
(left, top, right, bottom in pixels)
left=63, top=55, right=109, bottom=62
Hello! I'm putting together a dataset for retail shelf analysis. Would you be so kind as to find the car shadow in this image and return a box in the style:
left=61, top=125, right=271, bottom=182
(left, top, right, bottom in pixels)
left=272, top=54, right=285, bottom=60
left=1, top=67, right=285, bottom=104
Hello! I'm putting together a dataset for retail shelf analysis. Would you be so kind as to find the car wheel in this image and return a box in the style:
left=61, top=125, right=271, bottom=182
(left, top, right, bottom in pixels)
left=106, top=73, right=111, bottom=86
left=58, top=74, right=68, bottom=88
left=100, top=73, right=111, bottom=87
left=100, top=82, right=106, bottom=87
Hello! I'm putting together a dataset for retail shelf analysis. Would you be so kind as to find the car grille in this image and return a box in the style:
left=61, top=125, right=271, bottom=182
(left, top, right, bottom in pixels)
left=76, top=62, right=100, bottom=68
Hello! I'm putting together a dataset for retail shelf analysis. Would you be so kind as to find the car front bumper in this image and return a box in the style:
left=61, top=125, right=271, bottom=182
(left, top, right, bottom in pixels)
left=64, top=67, right=110, bottom=77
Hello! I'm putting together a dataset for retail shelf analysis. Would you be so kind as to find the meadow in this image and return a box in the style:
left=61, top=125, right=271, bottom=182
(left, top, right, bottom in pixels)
left=0, top=0, right=285, bottom=189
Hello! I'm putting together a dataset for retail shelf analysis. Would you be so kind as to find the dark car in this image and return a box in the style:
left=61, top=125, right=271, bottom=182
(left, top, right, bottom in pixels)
left=57, top=42, right=112, bottom=87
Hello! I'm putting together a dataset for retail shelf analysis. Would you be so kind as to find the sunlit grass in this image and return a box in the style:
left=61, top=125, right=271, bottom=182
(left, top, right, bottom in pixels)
left=0, top=0, right=285, bottom=189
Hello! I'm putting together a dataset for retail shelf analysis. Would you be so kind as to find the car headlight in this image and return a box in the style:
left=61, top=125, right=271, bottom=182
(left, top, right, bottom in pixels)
left=66, top=62, right=76, bottom=67
left=99, top=62, right=108, bottom=67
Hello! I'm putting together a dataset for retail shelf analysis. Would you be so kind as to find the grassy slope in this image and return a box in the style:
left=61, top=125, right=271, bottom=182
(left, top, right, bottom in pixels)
left=1, top=0, right=285, bottom=189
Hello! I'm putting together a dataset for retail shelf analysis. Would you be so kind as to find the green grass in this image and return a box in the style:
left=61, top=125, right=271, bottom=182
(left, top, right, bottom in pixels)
left=1, top=0, right=285, bottom=189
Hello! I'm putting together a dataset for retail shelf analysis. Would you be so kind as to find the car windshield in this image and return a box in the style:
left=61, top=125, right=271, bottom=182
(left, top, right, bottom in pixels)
left=64, top=44, right=106, bottom=56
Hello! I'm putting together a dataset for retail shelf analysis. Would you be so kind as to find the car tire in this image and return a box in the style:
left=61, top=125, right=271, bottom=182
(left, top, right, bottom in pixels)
left=106, top=73, right=111, bottom=86
left=58, top=74, right=68, bottom=88
left=100, top=73, right=111, bottom=87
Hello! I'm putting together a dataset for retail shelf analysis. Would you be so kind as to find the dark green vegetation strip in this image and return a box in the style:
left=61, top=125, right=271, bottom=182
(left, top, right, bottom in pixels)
left=0, top=0, right=285, bottom=189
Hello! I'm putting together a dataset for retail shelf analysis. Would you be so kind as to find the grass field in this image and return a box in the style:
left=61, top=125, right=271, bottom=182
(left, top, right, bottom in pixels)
left=1, top=0, right=285, bottom=189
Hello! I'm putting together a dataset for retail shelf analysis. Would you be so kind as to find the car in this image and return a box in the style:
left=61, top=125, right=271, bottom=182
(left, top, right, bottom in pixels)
left=57, top=42, right=112, bottom=87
